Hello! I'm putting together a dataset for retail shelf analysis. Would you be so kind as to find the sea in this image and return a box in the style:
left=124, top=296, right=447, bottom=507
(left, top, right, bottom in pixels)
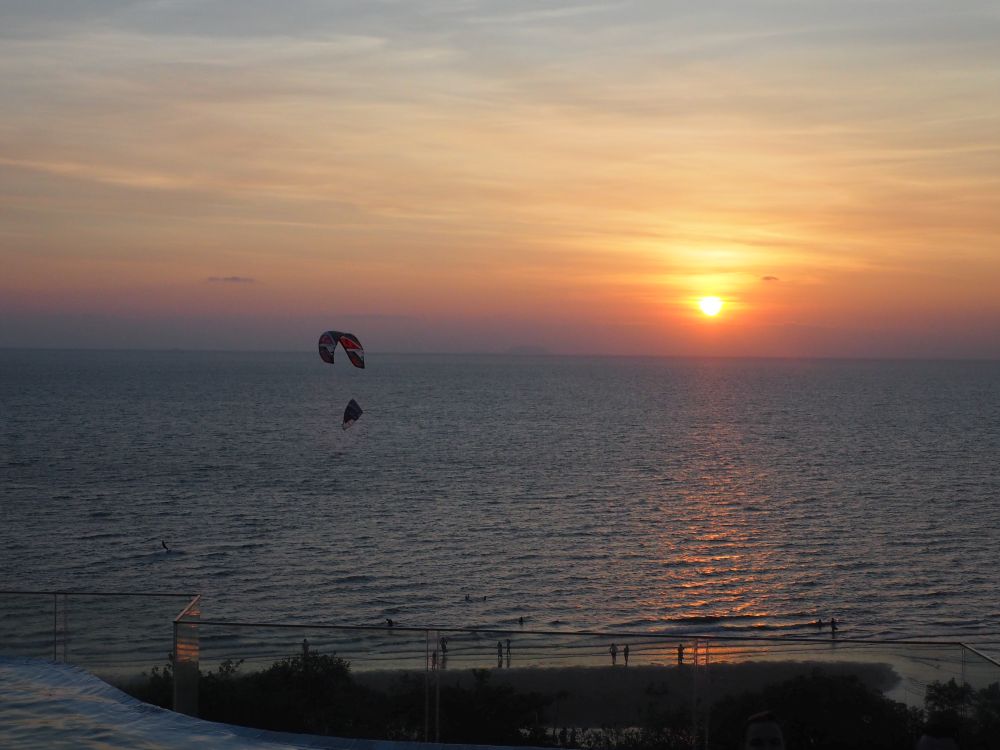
left=2, top=349, right=1000, bottom=663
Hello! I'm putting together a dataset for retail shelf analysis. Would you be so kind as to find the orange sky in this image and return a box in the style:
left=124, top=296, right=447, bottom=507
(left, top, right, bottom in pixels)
left=1, top=2, right=999, bottom=357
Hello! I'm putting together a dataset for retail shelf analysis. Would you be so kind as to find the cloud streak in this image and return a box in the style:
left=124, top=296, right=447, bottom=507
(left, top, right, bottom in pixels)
left=207, top=276, right=255, bottom=284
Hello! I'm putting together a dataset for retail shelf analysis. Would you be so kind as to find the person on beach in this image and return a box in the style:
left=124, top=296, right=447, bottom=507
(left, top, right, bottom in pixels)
left=623, top=644, right=630, bottom=666
left=609, top=642, right=618, bottom=665
left=497, top=640, right=503, bottom=667
left=506, top=638, right=511, bottom=666
left=677, top=643, right=685, bottom=665
left=816, top=617, right=824, bottom=630
left=518, top=616, right=524, bottom=627
left=742, top=711, right=785, bottom=749
left=830, top=617, right=838, bottom=637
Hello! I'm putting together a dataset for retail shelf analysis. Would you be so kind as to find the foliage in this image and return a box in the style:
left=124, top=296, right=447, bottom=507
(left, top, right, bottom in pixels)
left=925, top=678, right=1000, bottom=750
left=435, top=669, right=551, bottom=746
left=123, top=657, right=1000, bottom=750
left=708, top=669, right=923, bottom=750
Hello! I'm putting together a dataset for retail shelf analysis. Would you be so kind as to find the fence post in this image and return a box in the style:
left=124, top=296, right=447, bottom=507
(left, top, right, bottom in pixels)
left=435, top=629, right=441, bottom=742
left=172, top=597, right=200, bottom=717
left=703, top=640, right=711, bottom=750
left=60, top=593, right=69, bottom=662
left=424, top=629, right=430, bottom=742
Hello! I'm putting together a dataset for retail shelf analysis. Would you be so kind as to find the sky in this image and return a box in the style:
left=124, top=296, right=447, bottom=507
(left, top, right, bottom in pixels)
left=1, top=0, right=999, bottom=358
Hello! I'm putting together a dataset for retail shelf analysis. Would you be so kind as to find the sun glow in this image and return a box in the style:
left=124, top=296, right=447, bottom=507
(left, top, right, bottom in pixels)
left=698, top=297, right=724, bottom=316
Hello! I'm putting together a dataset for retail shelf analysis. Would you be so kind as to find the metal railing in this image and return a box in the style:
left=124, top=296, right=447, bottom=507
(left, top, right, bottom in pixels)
left=0, top=589, right=198, bottom=674
left=170, top=614, right=1000, bottom=745
left=4, top=591, right=1000, bottom=748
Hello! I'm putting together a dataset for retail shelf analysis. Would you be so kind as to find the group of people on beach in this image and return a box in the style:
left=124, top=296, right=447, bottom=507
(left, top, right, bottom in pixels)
left=608, top=642, right=631, bottom=666
left=815, top=616, right=839, bottom=637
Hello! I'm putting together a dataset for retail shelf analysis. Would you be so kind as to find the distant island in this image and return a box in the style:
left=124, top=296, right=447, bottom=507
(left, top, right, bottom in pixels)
left=504, top=345, right=551, bottom=356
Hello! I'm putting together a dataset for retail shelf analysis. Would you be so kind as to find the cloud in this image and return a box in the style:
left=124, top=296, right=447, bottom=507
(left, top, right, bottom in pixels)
left=761, top=275, right=780, bottom=281
left=207, top=276, right=255, bottom=283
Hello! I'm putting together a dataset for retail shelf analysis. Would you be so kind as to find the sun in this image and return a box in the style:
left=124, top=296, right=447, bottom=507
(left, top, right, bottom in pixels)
left=698, top=297, right=724, bottom=316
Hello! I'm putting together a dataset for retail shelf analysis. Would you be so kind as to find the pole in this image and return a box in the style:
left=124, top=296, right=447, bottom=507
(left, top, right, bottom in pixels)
left=435, top=631, right=441, bottom=742
left=424, top=630, right=430, bottom=742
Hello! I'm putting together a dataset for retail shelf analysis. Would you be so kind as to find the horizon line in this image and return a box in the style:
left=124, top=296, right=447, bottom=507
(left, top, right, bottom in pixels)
left=1, top=346, right=998, bottom=364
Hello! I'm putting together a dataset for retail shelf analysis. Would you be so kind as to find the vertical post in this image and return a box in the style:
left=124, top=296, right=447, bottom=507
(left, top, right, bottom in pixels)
left=435, top=630, right=441, bottom=742
left=172, top=597, right=200, bottom=717
left=424, top=630, right=430, bottom=742
left=60, top=593, right=69, bottom=662
left=52, top=594, right=57, bottom=661
left=690, top=639, right=700, bottom=750
left=703, top=641, right=711, bottom=750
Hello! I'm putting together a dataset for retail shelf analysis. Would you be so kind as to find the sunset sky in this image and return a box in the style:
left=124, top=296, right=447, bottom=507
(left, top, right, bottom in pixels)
left=2, top=1, right=998, bottom=357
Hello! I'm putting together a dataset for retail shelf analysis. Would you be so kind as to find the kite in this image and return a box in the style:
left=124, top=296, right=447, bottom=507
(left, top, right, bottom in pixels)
left=343, top=399, right=363, bottom=430
left=318, top=331, right=365, bottom=369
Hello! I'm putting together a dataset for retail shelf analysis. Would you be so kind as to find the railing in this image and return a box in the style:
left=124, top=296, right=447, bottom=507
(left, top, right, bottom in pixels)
left=170, top=615, right=1000, bottom=747
left=3, top=591, right=1000, bottom=748
left=0, top=589, right=198, bottom=675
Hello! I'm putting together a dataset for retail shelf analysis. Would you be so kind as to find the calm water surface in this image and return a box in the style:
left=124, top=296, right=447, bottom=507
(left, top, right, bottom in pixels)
left=2, top=350, right=999, bottom=654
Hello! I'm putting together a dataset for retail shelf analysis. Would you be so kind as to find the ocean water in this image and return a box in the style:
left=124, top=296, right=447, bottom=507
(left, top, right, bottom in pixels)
left=2, top=349, right=1000, bottom=656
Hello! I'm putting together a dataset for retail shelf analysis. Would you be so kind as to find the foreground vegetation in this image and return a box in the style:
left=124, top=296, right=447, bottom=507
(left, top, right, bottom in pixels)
left=123, top=653, right=1000, bottom=749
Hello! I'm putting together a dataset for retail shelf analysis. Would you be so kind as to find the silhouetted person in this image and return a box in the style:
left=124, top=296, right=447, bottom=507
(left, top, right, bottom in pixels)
left=385, top=618, right=394, bottom=627
left=816, top=617, right=824, bottom=630
left=609, top=642, right=618, bottom=665
left=677, top=643, right=685, bottom=665
left=301, top=638, right=310, bottom=660
left=161, top=540, right=170, bottom=552
left=830, top=617, right=838, bottom=638
left=497, top=640, right=503, bottom=668
left=742, top=710, right=785, bottom=750
left=623, top=644, right=630, bottom=666
left=506, top=638, right=511, bottom=667
left=465, top=594, right=471, bottom=602
left=518, top=616, right=524, bottom=626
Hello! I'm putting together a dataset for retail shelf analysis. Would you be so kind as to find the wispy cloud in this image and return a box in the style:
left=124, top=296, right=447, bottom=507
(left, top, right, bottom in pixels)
left=762, top=276, right=780, bottom=282
left=207, top=276, right=255, bottom=284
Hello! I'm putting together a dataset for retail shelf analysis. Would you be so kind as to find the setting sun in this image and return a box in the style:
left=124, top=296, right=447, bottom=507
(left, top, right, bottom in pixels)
left=698, top=297, right=724, bottom=317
